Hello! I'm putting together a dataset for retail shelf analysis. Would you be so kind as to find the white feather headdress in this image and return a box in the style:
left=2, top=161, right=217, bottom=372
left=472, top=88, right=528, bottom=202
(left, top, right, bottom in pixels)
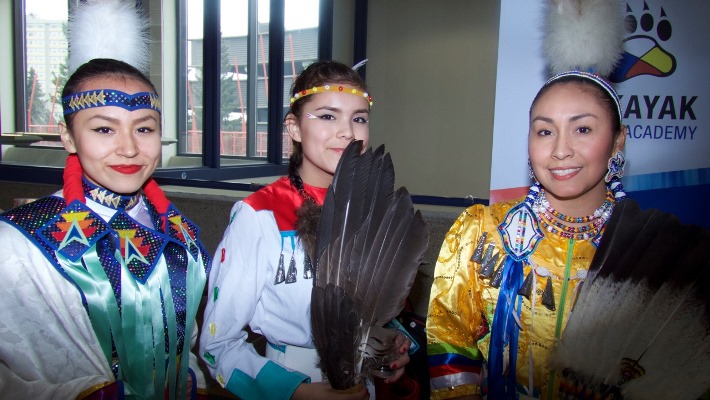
left=543, top=0, right=627, bottom=77
left=67, top=0, right=151, bottom=74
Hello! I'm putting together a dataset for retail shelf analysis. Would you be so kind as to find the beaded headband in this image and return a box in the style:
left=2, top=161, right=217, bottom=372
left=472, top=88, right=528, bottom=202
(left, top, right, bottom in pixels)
left=290, top=85, right=373, bottom=107
left=543, top=71, right=622, bottom=126
left=62, top=89, right=161, bottom=116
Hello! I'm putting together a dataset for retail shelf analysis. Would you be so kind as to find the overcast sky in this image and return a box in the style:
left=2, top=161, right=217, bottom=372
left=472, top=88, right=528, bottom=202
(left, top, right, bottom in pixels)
left=24, top=0, right=318, bottom=38
left=189, top=0, right=319, bottom=39
left=25, top=0, right=68, bottom=20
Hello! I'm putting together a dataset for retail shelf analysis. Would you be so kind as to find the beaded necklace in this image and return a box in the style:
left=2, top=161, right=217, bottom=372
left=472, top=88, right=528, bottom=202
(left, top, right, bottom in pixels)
left=537, top=211, right=605, bottom=240
left=543, top=189, right=614, bottom=223
left=533, top=189, right=615, bottom=240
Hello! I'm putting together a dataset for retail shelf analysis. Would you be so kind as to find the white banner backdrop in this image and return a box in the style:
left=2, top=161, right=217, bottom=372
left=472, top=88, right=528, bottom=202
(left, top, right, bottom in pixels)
left=490, top=0, right=710, bottom=211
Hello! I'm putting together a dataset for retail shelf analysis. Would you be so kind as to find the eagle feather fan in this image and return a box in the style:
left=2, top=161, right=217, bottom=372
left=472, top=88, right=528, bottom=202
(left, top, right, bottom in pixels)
left=311, top=141, right=429, bottom=390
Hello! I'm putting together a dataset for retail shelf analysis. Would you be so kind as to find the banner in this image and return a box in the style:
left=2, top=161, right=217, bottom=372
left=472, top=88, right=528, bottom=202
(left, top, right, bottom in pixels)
left=490, top=0, right=710, bottom=227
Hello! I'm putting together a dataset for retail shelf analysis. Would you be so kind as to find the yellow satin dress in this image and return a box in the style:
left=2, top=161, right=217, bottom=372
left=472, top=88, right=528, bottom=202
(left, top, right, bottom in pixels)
left=427, top=198, right=598, bottom=400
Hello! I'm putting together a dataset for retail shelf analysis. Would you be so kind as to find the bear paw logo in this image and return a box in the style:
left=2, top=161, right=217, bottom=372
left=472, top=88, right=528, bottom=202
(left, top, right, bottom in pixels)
left=609, top=1, right=677, bottom=83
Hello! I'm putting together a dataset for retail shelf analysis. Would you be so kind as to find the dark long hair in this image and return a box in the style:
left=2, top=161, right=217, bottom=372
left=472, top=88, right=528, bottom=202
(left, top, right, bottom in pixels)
left=529, top=74, right=622, bottom=137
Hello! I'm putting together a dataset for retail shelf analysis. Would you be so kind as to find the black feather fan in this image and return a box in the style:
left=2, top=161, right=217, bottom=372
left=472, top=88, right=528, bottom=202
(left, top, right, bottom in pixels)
left=552, top=199, right=710, bottom=399
left=311, top=140, right=429, bottom=390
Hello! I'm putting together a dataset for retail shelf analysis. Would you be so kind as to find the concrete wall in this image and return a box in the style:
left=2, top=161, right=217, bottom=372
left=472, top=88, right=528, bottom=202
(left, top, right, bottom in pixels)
left=366, top=1, right=501, bottom=200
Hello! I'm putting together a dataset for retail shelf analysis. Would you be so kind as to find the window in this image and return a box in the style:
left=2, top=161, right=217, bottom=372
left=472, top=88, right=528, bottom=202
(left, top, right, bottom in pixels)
left=2, top=0, right=69, bottom=161
left=169, top=0, right=323, bottom=180
left=1, top=0, right=334, bottom=185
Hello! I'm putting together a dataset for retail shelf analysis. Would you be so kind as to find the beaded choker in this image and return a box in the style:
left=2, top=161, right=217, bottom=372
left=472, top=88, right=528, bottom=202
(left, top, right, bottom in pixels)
left=537, top=189, right=614, bottom=223
left=82, top=178, right=142, bottom=210
left=64, top=154, right=171, bottom=216
left=290, top=85, right=372, bottom=107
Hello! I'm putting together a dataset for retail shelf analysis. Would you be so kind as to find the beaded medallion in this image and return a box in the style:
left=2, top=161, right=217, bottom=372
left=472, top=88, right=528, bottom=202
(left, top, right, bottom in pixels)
left=497, top=202, right=544, bottom=261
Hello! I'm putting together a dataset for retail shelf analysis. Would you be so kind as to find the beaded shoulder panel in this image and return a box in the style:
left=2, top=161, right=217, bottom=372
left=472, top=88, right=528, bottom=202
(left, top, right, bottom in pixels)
left=1, top=196, right=74, bottom=266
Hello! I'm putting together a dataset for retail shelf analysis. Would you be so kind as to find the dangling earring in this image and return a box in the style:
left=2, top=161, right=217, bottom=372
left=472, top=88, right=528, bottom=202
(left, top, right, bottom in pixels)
left=605, top=151, right=625, bottom=183
left=528, top=159, right=536, bottom=180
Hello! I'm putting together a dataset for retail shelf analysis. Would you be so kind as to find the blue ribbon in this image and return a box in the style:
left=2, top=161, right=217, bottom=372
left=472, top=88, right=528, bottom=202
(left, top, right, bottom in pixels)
left=487, top=256, right=525, bottom=399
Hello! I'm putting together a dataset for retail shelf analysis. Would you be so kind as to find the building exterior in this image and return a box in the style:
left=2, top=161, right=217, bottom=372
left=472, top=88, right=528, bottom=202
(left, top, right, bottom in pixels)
left=25, top=14, right=67, bottom=128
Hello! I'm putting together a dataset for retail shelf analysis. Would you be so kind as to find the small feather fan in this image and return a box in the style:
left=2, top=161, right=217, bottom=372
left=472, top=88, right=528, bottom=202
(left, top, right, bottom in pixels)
left=68, top=0, right=151, bottom=74
left=552, top=199, right=710, bottom=399
left=311, top=140, right=429, bottom=390
left=543, top=0, right=627, bottom=76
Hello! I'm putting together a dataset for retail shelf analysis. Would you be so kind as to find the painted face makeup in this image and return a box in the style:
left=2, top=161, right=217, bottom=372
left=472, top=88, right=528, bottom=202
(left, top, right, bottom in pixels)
left=289, top=90, right=370, bottom=188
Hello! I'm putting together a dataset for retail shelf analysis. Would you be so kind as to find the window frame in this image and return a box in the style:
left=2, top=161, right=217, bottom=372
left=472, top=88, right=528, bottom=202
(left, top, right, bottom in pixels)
left=1, top=0, right=343, bottom=185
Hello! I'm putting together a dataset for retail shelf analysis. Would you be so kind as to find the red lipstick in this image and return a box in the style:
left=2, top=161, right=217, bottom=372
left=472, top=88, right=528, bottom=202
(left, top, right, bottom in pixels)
left=110, top=165, right=142, bottom=174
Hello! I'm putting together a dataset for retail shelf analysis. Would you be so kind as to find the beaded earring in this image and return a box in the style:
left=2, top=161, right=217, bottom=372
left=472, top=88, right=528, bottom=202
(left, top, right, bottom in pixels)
left=528, top=159, right=535, bottom=180
left=605, top=151, right=625, bottom=183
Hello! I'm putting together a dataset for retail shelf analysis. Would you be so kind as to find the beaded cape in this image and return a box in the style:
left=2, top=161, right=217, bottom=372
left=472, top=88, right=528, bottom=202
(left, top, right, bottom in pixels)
left=0, top=184, right=210, bottom=399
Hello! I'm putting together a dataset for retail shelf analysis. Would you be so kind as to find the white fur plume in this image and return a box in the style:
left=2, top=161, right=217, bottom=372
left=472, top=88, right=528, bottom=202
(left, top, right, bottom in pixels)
left=68, top=0, right=151, bottom=74
left=543, top=0, right=627, bottom=77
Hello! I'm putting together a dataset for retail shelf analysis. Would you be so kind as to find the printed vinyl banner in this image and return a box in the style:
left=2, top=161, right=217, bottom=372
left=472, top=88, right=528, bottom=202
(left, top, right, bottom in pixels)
left=490, top=0, right=710, bottom=228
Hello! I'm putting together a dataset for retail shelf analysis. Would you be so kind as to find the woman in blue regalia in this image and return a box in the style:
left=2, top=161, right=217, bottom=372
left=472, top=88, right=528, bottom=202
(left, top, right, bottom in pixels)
left=0, top=1, right=210, bottom=399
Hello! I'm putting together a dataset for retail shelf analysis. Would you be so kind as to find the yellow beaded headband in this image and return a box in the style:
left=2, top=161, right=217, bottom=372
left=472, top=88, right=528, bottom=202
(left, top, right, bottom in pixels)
left=290, top=85, right=373, bottom=107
